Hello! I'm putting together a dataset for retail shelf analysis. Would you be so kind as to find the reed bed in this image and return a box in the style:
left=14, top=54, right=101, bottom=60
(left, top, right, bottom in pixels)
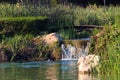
left=0, top=3, right=120, bottom=27
left=91, top=15, right=120, bottom=75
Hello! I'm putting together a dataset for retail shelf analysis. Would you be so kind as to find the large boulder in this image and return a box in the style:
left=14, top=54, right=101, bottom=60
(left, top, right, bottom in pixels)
left=33, top=33, right=62, bottom=45
left=32, top=33, right=62, bottom=60
left=77, top=54, right=100, bottom=73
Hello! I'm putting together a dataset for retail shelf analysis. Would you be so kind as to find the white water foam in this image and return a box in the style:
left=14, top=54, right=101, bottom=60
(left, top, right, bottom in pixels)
left=61, top=42, right=90, bottom=60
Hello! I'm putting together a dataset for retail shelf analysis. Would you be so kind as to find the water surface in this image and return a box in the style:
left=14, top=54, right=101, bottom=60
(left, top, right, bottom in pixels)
left=0, top=61, right=119, bottom=80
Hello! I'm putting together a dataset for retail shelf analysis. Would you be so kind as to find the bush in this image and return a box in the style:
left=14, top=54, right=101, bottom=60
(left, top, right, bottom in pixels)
left=0, top=16, right=48, bottom=36
left=90, top=15, right=120, bottom=74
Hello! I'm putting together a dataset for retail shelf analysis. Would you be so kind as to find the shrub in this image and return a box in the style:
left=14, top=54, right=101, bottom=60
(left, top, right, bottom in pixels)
left=0, top=16, right=48, bottom=36
left=90, top=15, right=120, bottom=74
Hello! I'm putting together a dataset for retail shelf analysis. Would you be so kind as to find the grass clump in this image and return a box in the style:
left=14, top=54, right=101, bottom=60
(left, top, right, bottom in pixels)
left=58, top=29, right=77, bottom=40
left=0, top=34, right=62, bottom=62
left=0, top=34, right=34, bottom=62
left=90, top=15, right=120, bottom=75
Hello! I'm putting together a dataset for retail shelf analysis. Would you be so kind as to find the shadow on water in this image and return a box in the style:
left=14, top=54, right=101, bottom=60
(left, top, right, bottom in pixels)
left=0, top=61, right=119, bottom=80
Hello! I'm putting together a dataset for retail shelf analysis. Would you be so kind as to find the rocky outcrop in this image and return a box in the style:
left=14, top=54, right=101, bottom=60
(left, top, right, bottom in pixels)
left=77, top=54, right=100, bottom=73
left=31, top=33, right=63, bottom=61
left=33, top=33, right=62, bottom=45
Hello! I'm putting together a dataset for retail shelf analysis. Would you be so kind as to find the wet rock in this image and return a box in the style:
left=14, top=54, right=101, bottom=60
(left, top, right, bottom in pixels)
left=77, top=54, right=100, bottom=73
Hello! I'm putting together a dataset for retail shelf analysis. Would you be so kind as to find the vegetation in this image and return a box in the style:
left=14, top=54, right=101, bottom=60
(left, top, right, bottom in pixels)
left=0, top=3, right=119, bottom=25
left=58, top=29, right=77, bottom=39
left=0, top=1, right=119, bottom=76
left=0, top=34, right=61, bottom=62
left=90, top=15, right=120, bottom=75
left=0, top=3, right=119, bottom=36
left=0, top=16, right=47, bottom=35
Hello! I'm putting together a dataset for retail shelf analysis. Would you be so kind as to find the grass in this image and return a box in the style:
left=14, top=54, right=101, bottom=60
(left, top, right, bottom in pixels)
left=0, top=34, right=61, bottom=62
left=0, top=3, right=120, bottom=35
left=0, top=34, right=34, bottom=61
left=0, top=3, right=119, bottom=27
left=58, top=29, right=77, bottom=39
left=90, top=16, right=120, bottom=75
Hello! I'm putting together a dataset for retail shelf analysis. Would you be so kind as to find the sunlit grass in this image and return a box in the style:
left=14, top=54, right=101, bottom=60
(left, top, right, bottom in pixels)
left=90, top=16, right=120, bottom=75
left=0, top=3, right=120, bottom=27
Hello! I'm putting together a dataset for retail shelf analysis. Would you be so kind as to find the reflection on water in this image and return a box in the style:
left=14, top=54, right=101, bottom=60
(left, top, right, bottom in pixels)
left=0, top=61, right=77, bottom=80
left=0, top=61, right=119, bottom=80
left=45, top=62, right=59, bottom=80
left=78, top=73, right=100, bottom=80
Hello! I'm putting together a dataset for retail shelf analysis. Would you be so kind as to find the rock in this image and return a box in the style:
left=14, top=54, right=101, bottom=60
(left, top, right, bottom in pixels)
left=42, top=33, right=62, bottom=45
left=32, top=33, right=62, bottom=61
left=77, top=54, right=100, bottom=73
left=33, top=33, right=62, bottom=45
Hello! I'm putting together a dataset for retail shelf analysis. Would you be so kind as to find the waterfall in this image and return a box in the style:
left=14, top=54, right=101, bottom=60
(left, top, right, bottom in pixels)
left=61, top=42, right=90, bottom=60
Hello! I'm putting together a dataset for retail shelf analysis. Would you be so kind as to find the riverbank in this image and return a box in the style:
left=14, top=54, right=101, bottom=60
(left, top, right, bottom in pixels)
left=0, top=33, right=90, bottom=62
left=0, top=2, right=119, bottom=75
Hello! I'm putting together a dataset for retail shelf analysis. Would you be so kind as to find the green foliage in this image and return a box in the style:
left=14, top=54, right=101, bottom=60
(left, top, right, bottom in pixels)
left=0, top=3, right=120, bottom=34
left=79, top=30, right=90, bottom=38
left=90, top=15, right=120, bottom=74
left=0, top=34, right=34, bottom=61
left=0, top=3, right=119, bottom=28
left=92, top=28, right=100, bottom=36
left=0, top=16, right=48, bottom=35
left=58, top=29, right=77, bottom=39
left=0, top=3, right=119, bottom=68
left=0, top=34, right=61, bottom=61
left=49, top=0, right=57, bottom=7
left=36, top=41, right=50, bottom=60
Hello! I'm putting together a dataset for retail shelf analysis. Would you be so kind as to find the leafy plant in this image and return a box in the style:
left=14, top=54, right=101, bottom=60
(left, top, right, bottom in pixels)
left=58, top=29, right=77, bottom=39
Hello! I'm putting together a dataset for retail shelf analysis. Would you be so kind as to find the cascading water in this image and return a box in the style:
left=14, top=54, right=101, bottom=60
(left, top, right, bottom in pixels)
left=61, top=42, right=90, bottom=60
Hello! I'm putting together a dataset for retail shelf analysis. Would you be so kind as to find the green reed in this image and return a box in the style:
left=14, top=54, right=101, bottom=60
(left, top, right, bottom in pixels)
left=0, top=3, right=120, bottom=27
left=0, top=34, right=34, bottom=62
left=58, top=29, right=77, bottom=39
left=90, top=15, right=120, bottom=74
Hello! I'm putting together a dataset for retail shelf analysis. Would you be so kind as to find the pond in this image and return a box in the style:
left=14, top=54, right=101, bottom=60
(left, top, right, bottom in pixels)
left=0, top=60, right=119, bottom=80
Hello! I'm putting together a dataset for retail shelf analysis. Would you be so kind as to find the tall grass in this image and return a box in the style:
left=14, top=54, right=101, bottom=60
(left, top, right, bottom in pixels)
left=0, top=3, right=120, bottom=27
left=90, top=15, right=120, bottom=75
left=0, top=34, right=34, bottom=61
left=0, top=34, right=61, bottom=61
left=58, top=29, right=77, bottom=39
